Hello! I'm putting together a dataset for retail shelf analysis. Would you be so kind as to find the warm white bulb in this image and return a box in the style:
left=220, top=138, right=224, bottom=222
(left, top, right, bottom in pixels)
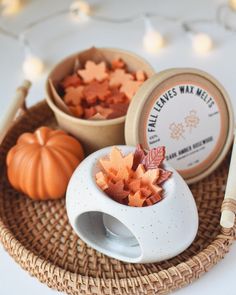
left=23, top=56, right=44, bottom=80
left=143, top=30, right=164, bottom=54
left=229, top=0, right=236, bottom=11
left=192, top=33, right=213, bottom=54
left=1, top=0, right=21, bottom=15
left=70, top=0, right=91, bottom=16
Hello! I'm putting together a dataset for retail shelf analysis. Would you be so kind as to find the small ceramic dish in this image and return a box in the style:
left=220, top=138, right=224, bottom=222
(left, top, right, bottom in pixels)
left=66, top=145, right=199, bottom=263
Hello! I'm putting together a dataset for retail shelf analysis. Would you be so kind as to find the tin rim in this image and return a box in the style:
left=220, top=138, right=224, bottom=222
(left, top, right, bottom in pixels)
left=125, top=68, right=235, bottom=184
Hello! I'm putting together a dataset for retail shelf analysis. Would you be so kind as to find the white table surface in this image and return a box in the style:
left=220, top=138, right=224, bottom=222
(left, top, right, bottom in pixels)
left=1, top=0, right=236, bottom=294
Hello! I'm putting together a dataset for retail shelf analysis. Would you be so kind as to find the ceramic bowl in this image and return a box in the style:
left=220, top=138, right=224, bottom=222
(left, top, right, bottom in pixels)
left=66, top=145, right=199, bottom=263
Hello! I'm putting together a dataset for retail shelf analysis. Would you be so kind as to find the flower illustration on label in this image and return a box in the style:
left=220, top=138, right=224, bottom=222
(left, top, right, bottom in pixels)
left=185, top=110, right=200, bottom=132
left=169, top=122, right=185, bottom=140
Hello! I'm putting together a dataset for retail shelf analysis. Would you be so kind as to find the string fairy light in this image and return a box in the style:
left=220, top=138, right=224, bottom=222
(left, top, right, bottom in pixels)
left=1, top=0, right=22, bottom=16
left=143, top=16, right=164, bottom=53
left=229, top=0, right=236, bottom=11
left=22, top=55, right=44, bottom=80
left=70, top=0, right=91, bottom=22
left=18, top=32, right=45, bottom=80
left=192, top=33, right=213, bottom=54
left=0, top=1, right=236, bottom=79
left=70, top=0, right=91, bottom=16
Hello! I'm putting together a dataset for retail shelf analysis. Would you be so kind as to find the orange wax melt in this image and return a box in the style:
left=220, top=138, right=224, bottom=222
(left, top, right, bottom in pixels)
left=60, top=59, right=147, bottom=120
left=95, top=145, right=172, bottom=207
left=45, top=47, right=155, bottom=153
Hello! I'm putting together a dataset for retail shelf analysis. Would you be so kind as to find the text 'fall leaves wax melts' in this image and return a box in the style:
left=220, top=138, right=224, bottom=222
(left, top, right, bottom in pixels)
left=60, top=59, right=147, bottom=120
left=95, top=145, right=172, bottom=207
left=125, top=68, right=234, bottom=184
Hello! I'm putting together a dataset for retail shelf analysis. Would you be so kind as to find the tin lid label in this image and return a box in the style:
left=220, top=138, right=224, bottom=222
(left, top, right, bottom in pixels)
left=125, top=69, right=234, bottom=182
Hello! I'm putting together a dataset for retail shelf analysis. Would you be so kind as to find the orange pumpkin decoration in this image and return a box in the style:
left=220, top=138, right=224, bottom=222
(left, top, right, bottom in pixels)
left=6, top=126, right=84, bottom=200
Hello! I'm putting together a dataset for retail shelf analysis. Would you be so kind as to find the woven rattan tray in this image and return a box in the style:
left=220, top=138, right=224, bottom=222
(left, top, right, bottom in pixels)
left=0, top=100, right=235, bottom=295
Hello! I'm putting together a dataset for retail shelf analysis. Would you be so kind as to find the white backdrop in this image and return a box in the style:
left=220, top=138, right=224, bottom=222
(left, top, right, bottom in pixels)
left=0, top=0, right=236, bottom=294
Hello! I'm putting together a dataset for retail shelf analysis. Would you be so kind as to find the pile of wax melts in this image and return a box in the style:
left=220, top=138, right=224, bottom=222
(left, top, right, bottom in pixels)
left=60, top=59, right=147, bottom=120
left=95, top=145, right=172, bottom=207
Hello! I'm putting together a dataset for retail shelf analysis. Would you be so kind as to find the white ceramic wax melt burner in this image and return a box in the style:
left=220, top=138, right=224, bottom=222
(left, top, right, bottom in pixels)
left=66, top=145, right=198, bottom=263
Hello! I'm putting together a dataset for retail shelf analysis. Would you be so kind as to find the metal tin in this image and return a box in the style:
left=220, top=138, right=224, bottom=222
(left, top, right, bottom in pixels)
left=125, top=68, right=234, bottom=184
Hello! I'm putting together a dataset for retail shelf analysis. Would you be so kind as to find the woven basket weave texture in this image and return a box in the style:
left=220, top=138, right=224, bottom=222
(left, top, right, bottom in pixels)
left=0, top=101, right=234, bottom=295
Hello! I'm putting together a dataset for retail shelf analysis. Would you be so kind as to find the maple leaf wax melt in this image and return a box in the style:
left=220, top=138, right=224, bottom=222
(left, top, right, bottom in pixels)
left=66, top=144, right=198, bottom=263
left=60, top=59, right=147, bottom=120
left=125, top=68, right=234, bottom=184
left=95, top=145, right=172, bottom=207
left=46, top=47, right=155, bottom=153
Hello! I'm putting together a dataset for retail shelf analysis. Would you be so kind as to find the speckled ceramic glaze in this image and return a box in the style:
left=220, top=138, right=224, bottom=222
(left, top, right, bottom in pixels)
left=66, top=146, right=199, bottom=263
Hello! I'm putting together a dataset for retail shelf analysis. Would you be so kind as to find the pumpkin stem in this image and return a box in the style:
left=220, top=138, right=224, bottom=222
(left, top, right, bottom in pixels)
left=36, top=127, right=48, bottom=146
